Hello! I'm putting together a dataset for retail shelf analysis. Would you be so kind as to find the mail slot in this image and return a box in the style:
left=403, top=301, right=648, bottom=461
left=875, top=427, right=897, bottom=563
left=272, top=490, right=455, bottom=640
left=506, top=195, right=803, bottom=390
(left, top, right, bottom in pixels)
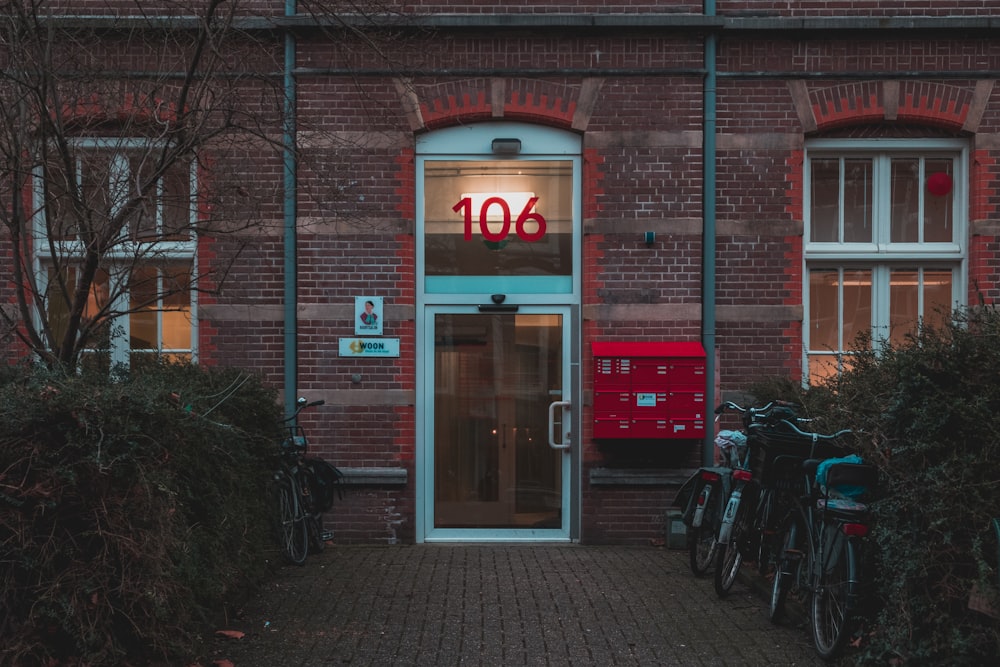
left=592, top=341, right=707, bottom=440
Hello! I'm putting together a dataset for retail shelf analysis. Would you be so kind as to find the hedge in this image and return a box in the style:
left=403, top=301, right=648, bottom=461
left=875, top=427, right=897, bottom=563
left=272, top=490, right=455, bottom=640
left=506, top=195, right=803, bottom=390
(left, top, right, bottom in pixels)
left=749, top=307, right=1000, bottom=664
left=0, top=362, right=283, bottom=665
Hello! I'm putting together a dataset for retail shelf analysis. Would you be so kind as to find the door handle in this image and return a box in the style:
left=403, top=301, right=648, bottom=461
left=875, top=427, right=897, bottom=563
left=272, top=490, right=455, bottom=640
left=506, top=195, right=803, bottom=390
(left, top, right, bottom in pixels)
left=548, top=400, right=571, bottom=450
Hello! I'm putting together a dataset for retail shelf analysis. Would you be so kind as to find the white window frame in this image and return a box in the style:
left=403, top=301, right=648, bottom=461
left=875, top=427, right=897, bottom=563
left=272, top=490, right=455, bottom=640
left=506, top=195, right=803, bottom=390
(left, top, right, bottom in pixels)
left=803, top=138, right=968, bottom=381
left=32, top=138, right=199, bottom=367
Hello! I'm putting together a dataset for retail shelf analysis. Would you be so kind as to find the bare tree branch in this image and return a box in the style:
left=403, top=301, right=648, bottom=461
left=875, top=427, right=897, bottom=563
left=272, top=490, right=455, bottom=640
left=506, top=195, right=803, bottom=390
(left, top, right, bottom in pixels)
left=1, top=0, right=421, bottom=370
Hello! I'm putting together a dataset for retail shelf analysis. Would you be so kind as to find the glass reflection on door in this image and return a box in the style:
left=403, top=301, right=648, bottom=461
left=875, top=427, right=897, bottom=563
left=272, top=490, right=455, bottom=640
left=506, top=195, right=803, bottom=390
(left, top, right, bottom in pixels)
left=434, top=312, right=563, bottom=529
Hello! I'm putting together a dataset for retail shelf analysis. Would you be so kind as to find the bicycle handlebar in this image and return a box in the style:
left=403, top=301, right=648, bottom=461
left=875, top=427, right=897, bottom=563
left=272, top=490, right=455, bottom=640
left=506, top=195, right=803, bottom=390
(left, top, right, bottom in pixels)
left=282, top=397, right=325, bottom=423
left=715, top=400, right=801, bottom=428
left=773, top=418, right=851, bottom=441
left=714, top=400, right=798, bottom=415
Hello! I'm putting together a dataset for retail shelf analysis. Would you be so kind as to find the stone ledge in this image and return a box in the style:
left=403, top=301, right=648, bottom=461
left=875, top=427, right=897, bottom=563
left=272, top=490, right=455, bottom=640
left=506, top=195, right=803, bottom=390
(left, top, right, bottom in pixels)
left=589, top=468, right=694, bottom=486
left=338, top=467, right=408, bottom=486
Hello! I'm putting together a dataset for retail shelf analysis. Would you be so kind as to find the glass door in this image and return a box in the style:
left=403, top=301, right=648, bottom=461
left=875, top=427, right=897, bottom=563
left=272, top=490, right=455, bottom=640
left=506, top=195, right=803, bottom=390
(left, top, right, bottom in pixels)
left=425, top=306, right=571, bottom=540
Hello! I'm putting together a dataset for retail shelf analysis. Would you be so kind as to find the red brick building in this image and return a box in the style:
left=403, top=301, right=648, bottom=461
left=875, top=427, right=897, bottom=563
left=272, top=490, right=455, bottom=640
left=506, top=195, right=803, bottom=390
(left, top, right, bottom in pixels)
left=4, top=2, right=999, bottom=543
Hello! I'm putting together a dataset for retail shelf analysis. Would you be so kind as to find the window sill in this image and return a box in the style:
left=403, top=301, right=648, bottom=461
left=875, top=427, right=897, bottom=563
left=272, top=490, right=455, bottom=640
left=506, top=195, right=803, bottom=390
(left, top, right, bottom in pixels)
left=588, top=468, right=694, bottom=486
left=338, top=466, right=408, bottom=486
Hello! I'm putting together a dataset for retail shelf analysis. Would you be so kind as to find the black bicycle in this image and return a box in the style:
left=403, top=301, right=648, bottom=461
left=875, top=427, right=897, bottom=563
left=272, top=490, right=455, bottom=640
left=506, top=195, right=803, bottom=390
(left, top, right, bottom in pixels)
left=273, top=397, right=341, bottom=565
left=712, top=400, right=804, bottom=597
left=767, top=420, right=877, bottom=661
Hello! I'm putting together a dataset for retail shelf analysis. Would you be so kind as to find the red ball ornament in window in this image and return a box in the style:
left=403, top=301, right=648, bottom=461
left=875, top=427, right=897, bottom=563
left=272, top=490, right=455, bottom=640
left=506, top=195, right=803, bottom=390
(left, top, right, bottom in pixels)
left=927, top=172, right=953, bottom=197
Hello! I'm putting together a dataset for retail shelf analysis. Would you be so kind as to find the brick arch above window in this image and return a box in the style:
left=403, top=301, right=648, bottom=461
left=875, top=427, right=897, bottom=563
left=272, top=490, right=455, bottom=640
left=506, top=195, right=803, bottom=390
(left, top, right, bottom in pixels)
left=56, top=91, right=182, bottom=135
left=396, top=77, right=604, bottom=132
left=789, top=80, right=993, bottom=134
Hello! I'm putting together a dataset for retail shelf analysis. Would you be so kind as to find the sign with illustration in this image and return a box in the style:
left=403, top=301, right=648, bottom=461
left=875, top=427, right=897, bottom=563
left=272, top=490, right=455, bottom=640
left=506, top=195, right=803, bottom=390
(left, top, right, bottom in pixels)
left=355, top=296, right=383, bottom=335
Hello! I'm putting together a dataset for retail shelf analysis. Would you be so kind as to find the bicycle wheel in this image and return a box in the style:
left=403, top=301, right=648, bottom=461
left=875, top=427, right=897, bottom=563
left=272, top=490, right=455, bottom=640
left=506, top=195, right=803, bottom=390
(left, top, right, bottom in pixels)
left=276, top=477, right=309, bottom=565
left=308, top=513, right=326, bottom=554
left=752, top=487, right=775, bottom=576
left=688, top=520, right=718, bottom=577
left=811, top=526, right=857, bottom=660
left=769, top=511, right=804, bottom=624
left=298, top=469, right=327, bottom=554
left=714, top=493, right=751, bottom=597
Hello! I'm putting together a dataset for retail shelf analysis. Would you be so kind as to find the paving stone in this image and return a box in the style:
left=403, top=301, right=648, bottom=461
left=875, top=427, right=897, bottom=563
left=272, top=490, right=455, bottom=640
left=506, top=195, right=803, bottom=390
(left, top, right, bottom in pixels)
left=208, top=545, right=829, bottom=666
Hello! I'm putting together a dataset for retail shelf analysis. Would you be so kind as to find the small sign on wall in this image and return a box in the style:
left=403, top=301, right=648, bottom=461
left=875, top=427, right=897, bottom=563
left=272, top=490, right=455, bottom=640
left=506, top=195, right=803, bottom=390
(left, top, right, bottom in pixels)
left=355, top=296, right=383, bottom=335
left=339, top=338, right=401, bottom=357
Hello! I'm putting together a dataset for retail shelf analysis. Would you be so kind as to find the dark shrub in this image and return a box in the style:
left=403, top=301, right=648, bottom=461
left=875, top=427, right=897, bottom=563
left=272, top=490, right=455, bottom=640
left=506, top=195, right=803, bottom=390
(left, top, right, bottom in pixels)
left=822, top=306, right=1000, bottom=665
left=0, top=362, right=283, bottom=665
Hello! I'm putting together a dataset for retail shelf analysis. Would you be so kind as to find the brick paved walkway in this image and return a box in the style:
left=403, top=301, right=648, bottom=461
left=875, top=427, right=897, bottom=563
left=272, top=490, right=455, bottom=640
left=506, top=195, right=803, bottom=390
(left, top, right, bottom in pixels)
left=207, top=545, right=825, bottom=666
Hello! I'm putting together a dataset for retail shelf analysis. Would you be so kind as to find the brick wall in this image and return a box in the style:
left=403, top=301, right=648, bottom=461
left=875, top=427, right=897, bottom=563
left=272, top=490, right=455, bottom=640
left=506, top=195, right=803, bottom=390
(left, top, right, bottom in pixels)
left=6, top=3, right=1000, bottom=543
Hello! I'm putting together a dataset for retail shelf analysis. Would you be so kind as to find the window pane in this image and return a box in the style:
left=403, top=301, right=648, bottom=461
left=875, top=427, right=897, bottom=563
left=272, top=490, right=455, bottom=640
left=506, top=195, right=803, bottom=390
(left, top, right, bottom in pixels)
left=808, top=353, right=840, bottom=384
left=80, top=152, right=112, bottom=216
left=162, top=265, right=192, bottom=350
left=889, top=269, right=919, bottom=346
left=424, top=160, right=573, bottom=279
left=809, top=270, right=839, bottom=350
left=80, top=151, right=116, bottom=238
left=47, top=266, right=112, bottom=352
left=843, top=159, right=873, bottom=242
left=809, top=352, right=858, bottom=384
left=924, top=159, right=953, bottom=242
left=43, top=155, right=79, bottom=240
left=161, top=159, right=193, bottom=240
left=128, top=264, right=193, bottom=353
left=129, top=151, right=159, bottom=241
left=810, top=159, right=840, bottom=242
left=891, top=159, right=920, bottom=243
left=130, top=267, right=159, bottom=350
left=923, top=269, right=953, bottom=331
left=842, top=269, right=872, bottom=349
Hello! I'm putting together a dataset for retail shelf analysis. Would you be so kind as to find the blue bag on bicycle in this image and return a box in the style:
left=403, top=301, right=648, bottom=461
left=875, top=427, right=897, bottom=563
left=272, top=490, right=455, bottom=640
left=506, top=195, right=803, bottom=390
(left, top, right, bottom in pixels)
left=816, top=454, right=866, bottom=499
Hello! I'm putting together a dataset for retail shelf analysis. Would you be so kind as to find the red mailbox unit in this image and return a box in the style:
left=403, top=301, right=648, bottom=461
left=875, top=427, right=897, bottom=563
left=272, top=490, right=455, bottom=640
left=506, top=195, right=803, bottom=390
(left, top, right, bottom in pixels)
left=592, top=342, right=707, bottom=440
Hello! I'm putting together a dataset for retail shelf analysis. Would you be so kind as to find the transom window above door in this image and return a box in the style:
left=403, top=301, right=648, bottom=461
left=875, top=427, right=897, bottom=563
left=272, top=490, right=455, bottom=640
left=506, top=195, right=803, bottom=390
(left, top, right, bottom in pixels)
left=416, top=123, right=581, bottom=301
left=423, top=160, right=573, bottom=278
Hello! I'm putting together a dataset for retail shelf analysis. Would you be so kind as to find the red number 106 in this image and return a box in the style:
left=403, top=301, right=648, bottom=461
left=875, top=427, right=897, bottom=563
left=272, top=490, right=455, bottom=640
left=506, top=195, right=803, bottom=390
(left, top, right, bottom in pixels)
left=453, top=196, right=546, bottom=242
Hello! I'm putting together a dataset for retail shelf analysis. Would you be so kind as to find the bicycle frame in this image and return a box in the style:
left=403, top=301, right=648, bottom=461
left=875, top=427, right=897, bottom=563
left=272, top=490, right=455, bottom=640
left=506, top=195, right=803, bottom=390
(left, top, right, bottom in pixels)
left=712, top=400, right=799, bottom=597
left=771, top=452, right=877, bottom=660
left=274, top=397, right=328, bottom=565
left=677, top=465, right=733, bottom=577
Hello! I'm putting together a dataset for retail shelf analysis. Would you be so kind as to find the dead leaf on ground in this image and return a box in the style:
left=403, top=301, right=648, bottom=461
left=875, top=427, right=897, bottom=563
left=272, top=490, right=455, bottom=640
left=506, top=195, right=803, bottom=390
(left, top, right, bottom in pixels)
left=215, top=630, right=245, bottom=640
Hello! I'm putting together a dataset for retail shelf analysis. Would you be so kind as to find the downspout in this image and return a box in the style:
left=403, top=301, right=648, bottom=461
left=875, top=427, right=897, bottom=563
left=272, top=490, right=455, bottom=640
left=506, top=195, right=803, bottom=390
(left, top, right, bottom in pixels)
left=702, top=0, right=718, bottom=466
left=283, top=0, right=298, bottom=416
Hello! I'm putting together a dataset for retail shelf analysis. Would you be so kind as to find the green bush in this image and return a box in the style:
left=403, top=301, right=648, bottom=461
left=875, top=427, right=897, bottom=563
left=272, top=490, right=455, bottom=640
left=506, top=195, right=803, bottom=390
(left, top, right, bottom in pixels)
left=817, top=306, right=1000, bottom=665
left=0, top=362, right=284, bottom=665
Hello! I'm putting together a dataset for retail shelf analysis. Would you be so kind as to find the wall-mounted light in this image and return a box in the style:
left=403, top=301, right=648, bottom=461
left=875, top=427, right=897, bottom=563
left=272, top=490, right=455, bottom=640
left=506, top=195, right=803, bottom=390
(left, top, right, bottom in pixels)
left=491, top=138, right=522, bottom=155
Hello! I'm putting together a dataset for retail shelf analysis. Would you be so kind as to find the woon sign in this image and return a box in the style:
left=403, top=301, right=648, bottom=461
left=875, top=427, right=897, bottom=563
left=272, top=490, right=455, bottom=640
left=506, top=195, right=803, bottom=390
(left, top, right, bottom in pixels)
left=338, top=338, right=401, bottom=357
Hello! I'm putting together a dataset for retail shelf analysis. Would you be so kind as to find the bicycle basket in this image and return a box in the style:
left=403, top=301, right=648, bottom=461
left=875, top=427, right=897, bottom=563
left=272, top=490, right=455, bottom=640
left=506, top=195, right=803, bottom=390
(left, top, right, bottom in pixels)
left=282, top=425, right=308, bottom=451
left=303, top=457, right=344, bottom=513
left=760, top=453, right=807, bottom=492
left=750, top=421, right=850, bottom=486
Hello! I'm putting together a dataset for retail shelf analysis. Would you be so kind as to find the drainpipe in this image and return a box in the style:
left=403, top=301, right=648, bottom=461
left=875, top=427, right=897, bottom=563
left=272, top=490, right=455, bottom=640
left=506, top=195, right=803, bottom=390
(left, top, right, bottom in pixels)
left=283, top=0, right=298, bottom=416
left=702, top=1, right=718, bottom=467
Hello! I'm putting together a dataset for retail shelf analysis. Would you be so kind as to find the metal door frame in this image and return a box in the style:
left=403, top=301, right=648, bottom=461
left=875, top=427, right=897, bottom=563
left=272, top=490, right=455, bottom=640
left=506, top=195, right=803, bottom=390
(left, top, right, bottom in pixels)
left=417, top=304, right=578, bottom=542
left=414, top=122, right=582, bottom=543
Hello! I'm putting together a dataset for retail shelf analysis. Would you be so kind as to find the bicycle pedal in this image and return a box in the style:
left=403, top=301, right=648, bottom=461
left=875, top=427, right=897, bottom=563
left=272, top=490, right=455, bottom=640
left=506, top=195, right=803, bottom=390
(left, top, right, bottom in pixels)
left=320, top=530, right=334, bottom=541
